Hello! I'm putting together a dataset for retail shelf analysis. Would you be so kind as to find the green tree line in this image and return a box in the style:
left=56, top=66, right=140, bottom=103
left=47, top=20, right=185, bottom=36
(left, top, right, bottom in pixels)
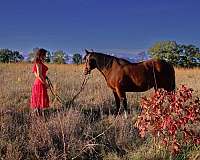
left=26, top=48, right=82, bottom=64
left=0, top=49, right=24, bottom=63
left=0, top=41, right=200, bottom=67
left=0, top=48, right=82, bottom=64
left=148, top=41, right=200, bottom=67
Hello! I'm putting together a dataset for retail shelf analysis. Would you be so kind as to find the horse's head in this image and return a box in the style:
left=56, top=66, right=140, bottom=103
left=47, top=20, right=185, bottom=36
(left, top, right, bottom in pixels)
left=83, top=49, right=97, bottom=75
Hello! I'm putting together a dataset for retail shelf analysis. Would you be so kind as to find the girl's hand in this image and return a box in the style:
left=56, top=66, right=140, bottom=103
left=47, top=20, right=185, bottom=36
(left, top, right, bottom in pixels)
left=44, top=82, right=49, bottom=89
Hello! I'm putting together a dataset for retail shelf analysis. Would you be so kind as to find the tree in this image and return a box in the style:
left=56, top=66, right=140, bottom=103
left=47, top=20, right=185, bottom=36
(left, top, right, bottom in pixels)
left=45, top=51, right=51, bottom=63
left=27, top=52, right=35, bottom=62
left=178, top=44, right=200, bottom=67
left=72, top=53, right=82, bottom=64
left=52, top=50, right=68, bottom=64
left=0, top=49, right=11, bottom=63
left=11, top=51, right=24, bottom=62
left=27, top=48, right=39, bottom=62
left=148, top=41, right=180, bottom=66
left=0, top=49, right=24, bottom=63
left=27, top=48, right=51, bottom=63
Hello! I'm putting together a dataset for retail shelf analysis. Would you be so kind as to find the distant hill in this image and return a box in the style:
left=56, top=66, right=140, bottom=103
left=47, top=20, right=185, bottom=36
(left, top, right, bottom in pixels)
left=23, top=50, right=150, bottom=63
left=65, top=51, right=150, bottom=64
left=111, top=51, right=150, bottom=63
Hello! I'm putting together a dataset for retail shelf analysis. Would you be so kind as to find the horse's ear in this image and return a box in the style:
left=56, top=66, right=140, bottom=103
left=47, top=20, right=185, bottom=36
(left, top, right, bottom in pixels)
left=85, top=49, right=89, bottom=54
left=83, top=49, right=89, bottom=61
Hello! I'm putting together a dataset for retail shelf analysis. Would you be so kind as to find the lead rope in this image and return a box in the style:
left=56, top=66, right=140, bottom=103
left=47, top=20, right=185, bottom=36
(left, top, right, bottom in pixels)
left=46, top=76, right=65, bottom=105
left=46, top=75, right=89, bottom=108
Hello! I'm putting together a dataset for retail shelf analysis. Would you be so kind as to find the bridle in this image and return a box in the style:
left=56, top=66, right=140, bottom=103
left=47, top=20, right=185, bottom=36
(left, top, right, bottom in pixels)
left=84, top=54, right=92, bottom=75
left=84, top=52, right=114, bottom=76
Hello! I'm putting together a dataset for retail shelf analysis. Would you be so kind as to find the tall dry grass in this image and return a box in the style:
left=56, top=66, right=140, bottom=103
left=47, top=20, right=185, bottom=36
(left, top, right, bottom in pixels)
left=0, top=63, right=199, bottom=160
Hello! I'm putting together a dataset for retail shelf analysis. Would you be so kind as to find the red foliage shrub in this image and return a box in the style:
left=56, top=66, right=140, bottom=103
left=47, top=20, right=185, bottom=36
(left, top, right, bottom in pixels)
left=135, top=85, right=200, bottom=154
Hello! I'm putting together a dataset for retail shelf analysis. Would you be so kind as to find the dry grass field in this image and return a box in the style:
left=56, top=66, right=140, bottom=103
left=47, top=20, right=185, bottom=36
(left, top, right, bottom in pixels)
left=0, top=63, right=200, bottom=160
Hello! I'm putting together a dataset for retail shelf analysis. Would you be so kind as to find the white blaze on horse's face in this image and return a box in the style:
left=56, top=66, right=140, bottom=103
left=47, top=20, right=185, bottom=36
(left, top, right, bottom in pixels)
left=84, top=53, right=92, bottom=75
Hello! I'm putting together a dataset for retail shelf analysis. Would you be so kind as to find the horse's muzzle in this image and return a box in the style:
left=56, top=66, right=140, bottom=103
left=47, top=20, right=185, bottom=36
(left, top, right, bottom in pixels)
left=84, top=68, right=91, bottom=75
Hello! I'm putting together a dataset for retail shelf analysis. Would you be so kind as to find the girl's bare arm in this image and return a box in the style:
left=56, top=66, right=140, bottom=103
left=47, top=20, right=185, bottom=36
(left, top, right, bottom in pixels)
left=34, top=63, right=47, bottom=84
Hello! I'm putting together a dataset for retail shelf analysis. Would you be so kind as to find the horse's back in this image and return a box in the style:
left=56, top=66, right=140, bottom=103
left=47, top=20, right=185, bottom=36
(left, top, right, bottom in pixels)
left=108, top=57, right=175, bottom=92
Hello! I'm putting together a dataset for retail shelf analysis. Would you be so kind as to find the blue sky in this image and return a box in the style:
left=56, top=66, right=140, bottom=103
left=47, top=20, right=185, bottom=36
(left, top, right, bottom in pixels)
left=0, top=0, right=200, bottom=55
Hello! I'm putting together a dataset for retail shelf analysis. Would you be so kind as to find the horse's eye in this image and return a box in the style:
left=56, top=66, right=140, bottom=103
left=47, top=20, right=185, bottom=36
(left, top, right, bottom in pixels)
left=89, top=59, right=96, bottom=67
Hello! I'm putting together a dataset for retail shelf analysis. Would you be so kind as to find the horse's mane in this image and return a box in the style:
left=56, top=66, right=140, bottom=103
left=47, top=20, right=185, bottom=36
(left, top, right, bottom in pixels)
left=92, top=52, right=132, bottom=64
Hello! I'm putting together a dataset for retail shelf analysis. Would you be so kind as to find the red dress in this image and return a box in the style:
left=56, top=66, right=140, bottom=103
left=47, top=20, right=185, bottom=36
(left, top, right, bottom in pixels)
left=31, top=61, right=49, bottom=109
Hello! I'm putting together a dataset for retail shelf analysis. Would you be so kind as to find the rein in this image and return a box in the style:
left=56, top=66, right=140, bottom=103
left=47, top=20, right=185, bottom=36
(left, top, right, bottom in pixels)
left=46, top=75, right=89, bottom=107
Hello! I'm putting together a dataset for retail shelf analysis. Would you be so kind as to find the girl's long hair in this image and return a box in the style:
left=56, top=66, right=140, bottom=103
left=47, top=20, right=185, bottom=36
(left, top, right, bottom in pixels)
left=34, top=48, right=47, bottom=63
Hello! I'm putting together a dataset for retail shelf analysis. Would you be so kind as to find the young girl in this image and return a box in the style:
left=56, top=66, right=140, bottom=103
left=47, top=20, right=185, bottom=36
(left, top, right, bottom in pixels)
left=31, top=48, right=49, bottom=114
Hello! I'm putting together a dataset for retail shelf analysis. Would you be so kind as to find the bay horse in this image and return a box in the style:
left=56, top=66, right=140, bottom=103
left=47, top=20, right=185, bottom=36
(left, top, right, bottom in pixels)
left=83, top=49, right=175, bottom=115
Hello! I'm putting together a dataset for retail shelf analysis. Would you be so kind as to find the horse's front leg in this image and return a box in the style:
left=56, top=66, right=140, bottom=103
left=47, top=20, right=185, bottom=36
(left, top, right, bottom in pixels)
left=115, top=88, right=128, bottom=118
left=113, top=91, right=120, bottom=115
left=121, top=92, right=128, bottom=118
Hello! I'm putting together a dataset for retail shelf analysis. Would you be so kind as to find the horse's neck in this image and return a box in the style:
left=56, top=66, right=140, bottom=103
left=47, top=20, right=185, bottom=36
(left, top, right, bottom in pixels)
left=95, top=55, right=113, bottom=79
